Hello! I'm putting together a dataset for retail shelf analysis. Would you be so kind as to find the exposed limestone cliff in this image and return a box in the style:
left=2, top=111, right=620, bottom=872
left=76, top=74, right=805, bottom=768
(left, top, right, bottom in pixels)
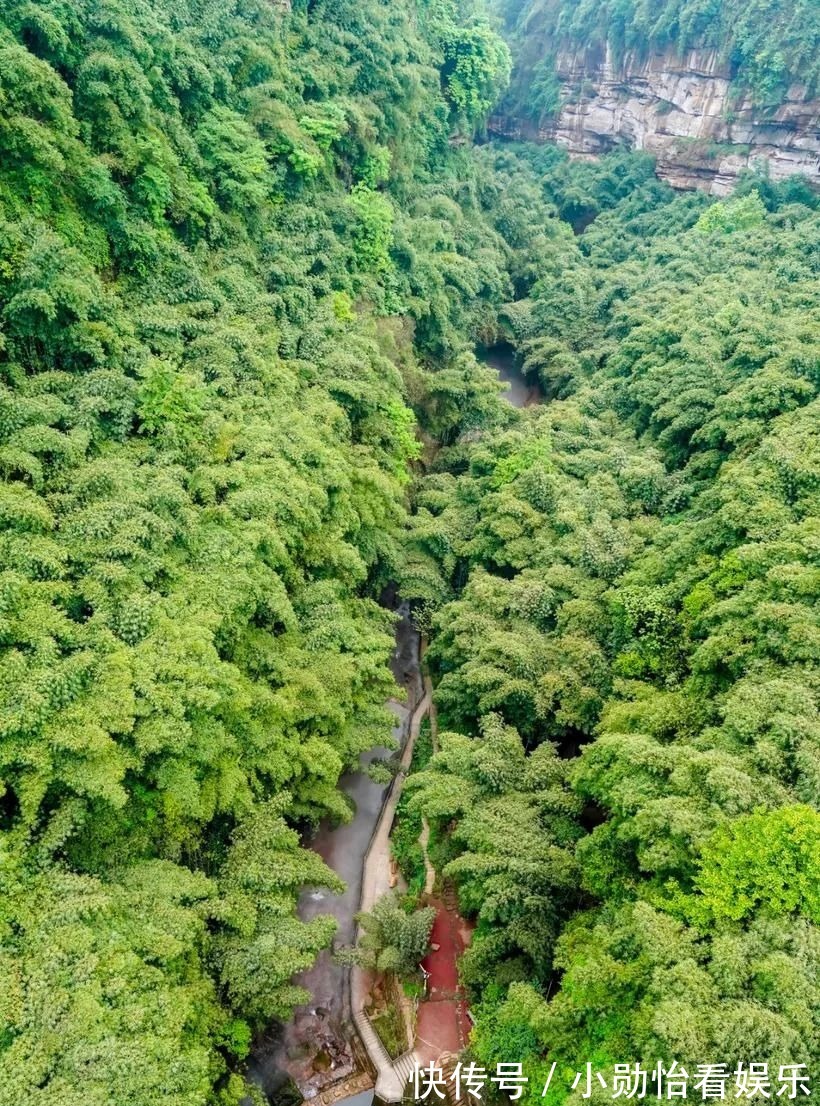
left=491, top=44, right=820, bottom=194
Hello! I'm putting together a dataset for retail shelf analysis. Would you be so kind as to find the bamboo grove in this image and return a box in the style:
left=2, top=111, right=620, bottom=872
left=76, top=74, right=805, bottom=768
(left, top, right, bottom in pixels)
left=0, top=1, right=818, bottom=1103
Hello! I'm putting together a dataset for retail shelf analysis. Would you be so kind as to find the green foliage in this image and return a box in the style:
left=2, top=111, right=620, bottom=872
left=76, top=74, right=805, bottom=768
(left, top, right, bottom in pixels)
left=0, top=0, right=513, bottom=1098
left=390, top=718, right=435, bottom=897
left=340, top=892, right=436, bottom=978
left=404, top=146, right=820, bottom=1084
left=692, top=806, right=820, bottom=926
left=359, top=146, right=392, bottom=189
left=0, top=852, right=231, bottom=1106
left=502, top=0, right=820, bottom=106
left=0, top=802, right=342, bottom=1105
left=441, top=23, right=512, bottom=131
left=369, top=1001, right=407, bottom=1059
left=407, top=714, right=582, bottom=990
left=474, top=903, right=819, bottom=1105
left=695, top=191, right=767, bottom=233
left=391, top=791, right=427, bottom=897
left=526, top=55, right=562, bottom=120
left=350, top=184, right=395, bottom=273
left=212, top=798, right=345, bottom=1023
left=1, top=0, right=819, bottom=1091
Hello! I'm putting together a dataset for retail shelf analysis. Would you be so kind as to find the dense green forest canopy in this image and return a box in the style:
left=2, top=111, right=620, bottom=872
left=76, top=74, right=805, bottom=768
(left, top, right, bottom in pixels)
left=0, top=0, right=818, bottom=1102
left=402, top=146, right=820, bottom=1096
left=0, top=0, right=513, bottom=1101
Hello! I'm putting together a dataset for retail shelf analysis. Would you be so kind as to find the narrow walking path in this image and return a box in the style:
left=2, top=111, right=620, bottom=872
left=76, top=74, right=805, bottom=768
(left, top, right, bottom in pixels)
left=350, top=669, right=472, bottom=1098
left=260, top=350, right=534, bottom=1104
left=413, top=690, right=472, bottom=1068
left=350, top=668, right=474, bottom=1095
left=249, top=606, right=421, bottom=1103
left=418, top=818, right=436, bottom=896
left=415, top=894, right=471, bottom=1064
left=351, top=682, right=432, bottom=1102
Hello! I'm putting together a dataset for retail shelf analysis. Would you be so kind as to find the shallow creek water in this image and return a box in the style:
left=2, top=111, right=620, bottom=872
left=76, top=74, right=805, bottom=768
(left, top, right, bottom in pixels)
left=251, top=343, right=536, bottom=1105
left=248, top=605, right=420, bottom=1104
left=479, top=342, right=540, bottom=409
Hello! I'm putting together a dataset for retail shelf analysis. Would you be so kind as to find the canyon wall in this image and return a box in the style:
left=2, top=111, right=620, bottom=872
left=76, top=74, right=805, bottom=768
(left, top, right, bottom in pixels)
left=491, top=44, right=820, bottom=193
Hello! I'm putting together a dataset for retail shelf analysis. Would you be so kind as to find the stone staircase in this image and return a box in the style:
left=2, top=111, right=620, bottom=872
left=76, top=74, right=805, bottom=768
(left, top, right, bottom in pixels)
left=351, top=1003, right=418, bottom=1101
left=393, top=1049, right=419, bottom=1086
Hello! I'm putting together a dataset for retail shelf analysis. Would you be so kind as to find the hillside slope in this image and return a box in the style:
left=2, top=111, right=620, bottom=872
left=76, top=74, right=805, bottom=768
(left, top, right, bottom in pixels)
left=0, top=1, right=511, bottom=1101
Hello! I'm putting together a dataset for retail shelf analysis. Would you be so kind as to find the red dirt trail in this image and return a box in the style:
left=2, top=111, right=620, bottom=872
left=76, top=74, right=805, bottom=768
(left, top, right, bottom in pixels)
left=415, top=895, right=472, bottom=1064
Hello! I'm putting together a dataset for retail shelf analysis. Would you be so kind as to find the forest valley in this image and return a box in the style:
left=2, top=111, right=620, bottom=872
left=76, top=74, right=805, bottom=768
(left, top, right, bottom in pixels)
left=0, top=1, right=818, bottom=1104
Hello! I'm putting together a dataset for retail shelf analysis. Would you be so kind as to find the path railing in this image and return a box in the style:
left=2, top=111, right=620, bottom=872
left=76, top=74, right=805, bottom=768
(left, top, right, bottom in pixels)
left=350, top=680, right=432, bottom=1102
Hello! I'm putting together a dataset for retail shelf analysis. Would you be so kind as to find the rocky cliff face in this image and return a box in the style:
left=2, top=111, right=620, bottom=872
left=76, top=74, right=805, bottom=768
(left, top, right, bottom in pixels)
left=491, top=44, right=820, bottom=194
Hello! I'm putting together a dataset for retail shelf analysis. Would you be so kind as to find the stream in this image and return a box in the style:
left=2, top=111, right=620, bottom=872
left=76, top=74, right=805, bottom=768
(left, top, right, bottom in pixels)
left=248, top=605, right=421, bottom=1104
left=249, top=344, right=534, bottom=1105
left=479, top=342, right=540, bottom=409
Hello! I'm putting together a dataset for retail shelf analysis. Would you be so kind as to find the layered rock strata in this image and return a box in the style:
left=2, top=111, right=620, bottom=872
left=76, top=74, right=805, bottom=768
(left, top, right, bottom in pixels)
left=492, top=44, right=820, bottom=193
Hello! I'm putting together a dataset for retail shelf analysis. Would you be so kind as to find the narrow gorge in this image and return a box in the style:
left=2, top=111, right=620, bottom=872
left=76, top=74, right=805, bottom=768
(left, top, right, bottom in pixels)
left=0, top=3, right=818, bottom=1106
left=251, top=347, right=537, bottom=1106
